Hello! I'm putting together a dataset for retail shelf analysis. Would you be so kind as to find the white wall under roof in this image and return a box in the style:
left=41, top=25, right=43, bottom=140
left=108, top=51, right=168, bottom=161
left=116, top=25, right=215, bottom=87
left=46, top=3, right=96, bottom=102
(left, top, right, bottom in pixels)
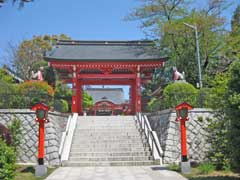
left=85, top=85, right=129, bottom=104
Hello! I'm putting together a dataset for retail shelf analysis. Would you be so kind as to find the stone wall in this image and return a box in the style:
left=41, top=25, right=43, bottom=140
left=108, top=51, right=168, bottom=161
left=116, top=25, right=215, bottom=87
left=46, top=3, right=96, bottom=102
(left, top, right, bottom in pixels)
left=147, top=108, right=213, bottom=164
left=0, top=109, right=68, bottom=166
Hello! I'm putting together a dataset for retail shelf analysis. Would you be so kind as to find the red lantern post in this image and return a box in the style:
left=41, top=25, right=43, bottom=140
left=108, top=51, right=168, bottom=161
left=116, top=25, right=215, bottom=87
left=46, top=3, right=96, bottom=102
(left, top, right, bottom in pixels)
left=175, top=102, right=193, bottom=172
left=31, top=103, right=49, bottom=165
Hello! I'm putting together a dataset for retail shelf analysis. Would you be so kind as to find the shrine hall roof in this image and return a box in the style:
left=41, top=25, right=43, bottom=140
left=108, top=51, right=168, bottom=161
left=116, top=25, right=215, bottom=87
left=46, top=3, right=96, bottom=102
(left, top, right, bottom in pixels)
left=45, top=40, right=165, bottom=61
left=85, top=88, right=124, bottom=104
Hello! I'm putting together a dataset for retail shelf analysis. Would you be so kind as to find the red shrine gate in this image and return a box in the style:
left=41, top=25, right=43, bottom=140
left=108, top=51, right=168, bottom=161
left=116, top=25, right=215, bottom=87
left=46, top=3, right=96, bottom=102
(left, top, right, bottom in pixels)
left=45, top=40, right=166, bottom=115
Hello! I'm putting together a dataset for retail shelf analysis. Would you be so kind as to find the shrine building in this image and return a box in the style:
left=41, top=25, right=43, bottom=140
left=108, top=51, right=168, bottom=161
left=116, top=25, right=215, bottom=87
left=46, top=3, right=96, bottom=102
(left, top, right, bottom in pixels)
left=85, top=87, right=127, bottom=115
left=44, top=40, right=166, bottom=115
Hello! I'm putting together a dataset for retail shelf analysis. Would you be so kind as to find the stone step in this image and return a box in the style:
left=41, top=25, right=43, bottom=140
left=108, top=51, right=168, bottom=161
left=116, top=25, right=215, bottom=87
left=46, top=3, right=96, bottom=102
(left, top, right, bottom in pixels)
left=78, top=116, right=135, bottom=120
left=74, top=130, right=140, bottom=136
left=76, top=123, right=136, bottom=126
left=70, top=147, right=150, bottom=152
left=72, top=139, right=144, bottom=143
left=68, top=156, right=153, bottom=161
left=76, top=125, right=138, bottom=130
left=72, top=139, right=146, bottom=144
left=71, top=144, right=146, bottom=149
left=77, top=121, right=136, bottom=123
left=63, top=160, right=157, bottom=167
left=76, top=129, right=138, bottom=131
left=75, top=129, right=140, bottom=135
left=73, top=135, right=142, bottom=139
left=69, top=151, right=152, bottom=157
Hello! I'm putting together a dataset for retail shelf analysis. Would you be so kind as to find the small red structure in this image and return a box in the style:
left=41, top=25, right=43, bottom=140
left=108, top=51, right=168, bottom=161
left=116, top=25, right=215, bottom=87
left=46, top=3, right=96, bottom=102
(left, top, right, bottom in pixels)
left=175, top=102, right=193, bottom=162
left=31, top=103, right=50, bottom=165
left=89, top=100, right=131, bottom=115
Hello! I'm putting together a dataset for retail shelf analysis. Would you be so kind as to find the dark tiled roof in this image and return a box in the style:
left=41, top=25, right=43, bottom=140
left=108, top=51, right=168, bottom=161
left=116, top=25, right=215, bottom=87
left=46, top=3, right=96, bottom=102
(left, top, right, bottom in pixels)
left=45, top=40, right=164, bottom=61
left=85, top=88, right=124, bottom=104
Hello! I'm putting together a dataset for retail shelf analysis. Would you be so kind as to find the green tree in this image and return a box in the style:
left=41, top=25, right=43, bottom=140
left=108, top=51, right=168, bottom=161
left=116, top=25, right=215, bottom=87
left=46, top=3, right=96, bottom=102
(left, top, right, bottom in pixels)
left=12, top=34, right=70, bottom=81
left=226, top=60, right=240, bottom=171
left=227, top=5, right=240, bottom=60
left=128, top=0, right=229, bottom=86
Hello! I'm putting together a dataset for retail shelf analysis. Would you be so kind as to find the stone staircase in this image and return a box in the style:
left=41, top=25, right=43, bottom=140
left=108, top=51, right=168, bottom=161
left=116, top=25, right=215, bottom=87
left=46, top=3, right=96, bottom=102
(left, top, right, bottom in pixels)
left=63, top=116, right=157, bottom=166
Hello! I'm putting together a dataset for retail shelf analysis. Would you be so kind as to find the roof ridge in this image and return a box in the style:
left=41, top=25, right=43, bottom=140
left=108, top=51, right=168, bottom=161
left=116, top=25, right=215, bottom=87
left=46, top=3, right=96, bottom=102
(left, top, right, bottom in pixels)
left=56, top=39, right=154, bottom=46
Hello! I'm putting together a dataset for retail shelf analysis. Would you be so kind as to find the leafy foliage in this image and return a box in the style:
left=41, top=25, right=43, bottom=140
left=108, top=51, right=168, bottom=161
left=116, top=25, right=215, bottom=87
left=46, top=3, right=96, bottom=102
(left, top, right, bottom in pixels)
left=83, top=92, right=94, bottom=109
left=7, top=118, right=22, bottom=155
left=0, top=138, right=16, bottom=180
left=0, top=80, right=20, bottom=109
left=201, top=73, right=229, bottom=109
left=53, top=82, right=71, bottom=112
left=167, top=164, right=180, bottom=172
left=163, top=82, right=198, bottom=108
left=17, top=81, right=54, bottom=106
left=128, top=0, right=229, bottom=86
left=0, top=68, right=15, bottom=84
left=53, top=99, right=69, bottom=113
left=12, top=35, right=70, bottom=81
left=207, top=115, right=230, bottom=171
left=198, top=163, right=216, bottom=174
left=225, top=60, right=240, bottom=171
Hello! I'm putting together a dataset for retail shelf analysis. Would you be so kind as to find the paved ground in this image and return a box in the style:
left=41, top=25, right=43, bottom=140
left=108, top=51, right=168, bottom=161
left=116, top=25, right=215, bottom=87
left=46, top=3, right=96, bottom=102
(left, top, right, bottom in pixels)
left=46, top=166, right=187, bottom=180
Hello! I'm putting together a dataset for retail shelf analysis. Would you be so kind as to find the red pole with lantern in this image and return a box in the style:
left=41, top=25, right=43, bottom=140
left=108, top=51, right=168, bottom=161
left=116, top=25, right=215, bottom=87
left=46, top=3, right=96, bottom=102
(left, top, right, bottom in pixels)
left=175, top=102, right=193, bottom=162
left=31, top=103, right=50, bottom=165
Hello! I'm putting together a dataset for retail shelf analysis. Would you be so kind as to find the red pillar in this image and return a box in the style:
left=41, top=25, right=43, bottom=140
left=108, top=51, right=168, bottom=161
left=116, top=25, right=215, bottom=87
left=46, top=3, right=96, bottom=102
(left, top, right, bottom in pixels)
left=180, top=119, right=188, bottom=161
left=72, top=68, right=78, bottom=113
left=76, top=80, right=83, bottom=115
left=38, top=120, right=44, bottom=165
left=135, top=66, right=141, bottom=113
left=130, top=82, right=136, bottom=114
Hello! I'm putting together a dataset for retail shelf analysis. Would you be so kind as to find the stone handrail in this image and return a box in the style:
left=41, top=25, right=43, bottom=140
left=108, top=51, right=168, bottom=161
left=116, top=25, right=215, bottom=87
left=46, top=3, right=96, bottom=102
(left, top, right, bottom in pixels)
left=59, top=113, right=78, bottom=164
left=58, top=115, right=72, bottom=160
left=137, top=113, right=163, bottom=165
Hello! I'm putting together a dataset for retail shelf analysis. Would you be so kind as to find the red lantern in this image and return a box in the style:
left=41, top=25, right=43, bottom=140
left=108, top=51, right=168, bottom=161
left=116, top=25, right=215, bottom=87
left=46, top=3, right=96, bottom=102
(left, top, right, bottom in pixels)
left=31, top=103, right=50, bottom=165
left=175, top=102, right=193, bottom=162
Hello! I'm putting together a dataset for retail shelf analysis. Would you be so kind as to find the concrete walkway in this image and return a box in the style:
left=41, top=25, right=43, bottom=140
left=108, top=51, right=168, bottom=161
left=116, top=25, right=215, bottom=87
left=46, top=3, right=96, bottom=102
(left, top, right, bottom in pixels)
left=46, top=166, right=187, bottom=180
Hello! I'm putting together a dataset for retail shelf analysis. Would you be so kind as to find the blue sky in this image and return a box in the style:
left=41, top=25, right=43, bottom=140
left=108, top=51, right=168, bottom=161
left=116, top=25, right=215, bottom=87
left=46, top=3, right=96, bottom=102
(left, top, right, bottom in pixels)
left=0, top=0, right=144, bottom=57
left=0, top=0, right=239, bottom=59
left=0, top=0, right=239, bottom=99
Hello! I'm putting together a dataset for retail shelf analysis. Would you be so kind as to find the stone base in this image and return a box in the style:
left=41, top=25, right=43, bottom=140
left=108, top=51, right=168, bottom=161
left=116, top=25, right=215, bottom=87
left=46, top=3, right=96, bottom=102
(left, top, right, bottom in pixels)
left=181, top=161, right=191, bottom=174
left=35, top=165, right=47, bottom=177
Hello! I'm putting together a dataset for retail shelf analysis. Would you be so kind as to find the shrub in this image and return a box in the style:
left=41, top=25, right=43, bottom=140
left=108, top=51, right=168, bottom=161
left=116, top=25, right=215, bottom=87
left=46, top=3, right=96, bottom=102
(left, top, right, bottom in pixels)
left=148, top=97, right=159, bottom=112
left=168, top=164, right=180, bottom=172
left=7, top=118, right=22, bottom=155
left=17, top=81, right=54, bottom=106
left=163, top=82, right=198, bottom=108
left=0, top=80, right=19, bottom=109
left=18, top=81, right=54, bottom=96
left=83, top=92, right=94, bottom=109
left=198, top=163, right=215, bottom=174
left=0, top=138, right=16, bottom=180
left=54, top=99, right=69, bottom=113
